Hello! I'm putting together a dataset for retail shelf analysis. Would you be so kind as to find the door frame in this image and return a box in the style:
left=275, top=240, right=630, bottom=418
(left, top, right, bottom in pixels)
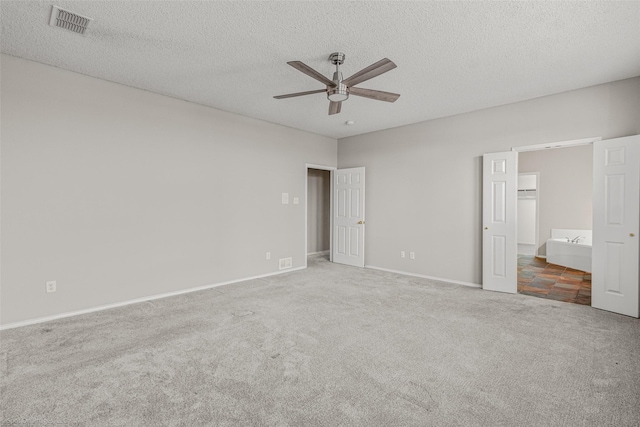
left=504, top=136, right=603, bottom=301
left=305, top=164, right=336, bottom=268
left=512, top=137, right=602, bottom=153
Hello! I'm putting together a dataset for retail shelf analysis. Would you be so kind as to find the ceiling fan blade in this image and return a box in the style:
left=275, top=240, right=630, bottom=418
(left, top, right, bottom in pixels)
left=349, top=87, right=400, bottom=103
left=328, top=101, right=342, bottom=115
left=273, top=89, right=326, bottom=99
left=342, top=58, right=397, bottom=88
left=288, top=61, right=336, bottom=87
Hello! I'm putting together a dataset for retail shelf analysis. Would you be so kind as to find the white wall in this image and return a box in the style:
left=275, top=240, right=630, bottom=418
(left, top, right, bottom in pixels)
left=517, top=198, right=537, bottom=245
left=307, top=169, right=330, bottom=254
left=338, top=77, right=640, bottom=285
left=519, top=145, right=593, bottom=255
left=517, top=174, right=537, bottom=246
left=0, top=55, right=337, bottom=325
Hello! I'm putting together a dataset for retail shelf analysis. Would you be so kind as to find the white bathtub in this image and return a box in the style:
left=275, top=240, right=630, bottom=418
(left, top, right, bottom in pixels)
left=546, top=229, right=592, bottom=272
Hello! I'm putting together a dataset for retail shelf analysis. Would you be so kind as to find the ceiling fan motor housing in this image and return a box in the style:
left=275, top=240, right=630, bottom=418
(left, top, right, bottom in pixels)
left=328, top=52, right=348, bottom=102
left=328, top=72, right=348, bottom=102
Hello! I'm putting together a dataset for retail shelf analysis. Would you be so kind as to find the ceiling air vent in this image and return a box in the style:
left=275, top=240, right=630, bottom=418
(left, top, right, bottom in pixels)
left=49, top=5, right=92, bottom=35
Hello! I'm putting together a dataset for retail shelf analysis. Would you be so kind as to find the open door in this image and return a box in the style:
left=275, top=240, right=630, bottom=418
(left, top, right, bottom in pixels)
left=592, top=135, right=640, bottom=318
left=483, top=151, right=518, bottom=293
left=333, top=167, right=365, bottom=267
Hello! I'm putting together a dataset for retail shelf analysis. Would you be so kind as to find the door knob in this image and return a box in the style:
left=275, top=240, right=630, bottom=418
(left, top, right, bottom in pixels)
left=358, top=220, right=365, bottom=225
left=631, top=233, right=635, bottom=237
left=484, top=227, right=488, bottom=230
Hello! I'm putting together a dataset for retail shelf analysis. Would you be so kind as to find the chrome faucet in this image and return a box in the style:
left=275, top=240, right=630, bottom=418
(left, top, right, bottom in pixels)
left=570, top=236, right=584, bottom=243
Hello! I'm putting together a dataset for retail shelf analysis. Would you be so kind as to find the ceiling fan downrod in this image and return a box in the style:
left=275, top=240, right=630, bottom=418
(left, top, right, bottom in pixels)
left=327, top=52, right=348, bottom=102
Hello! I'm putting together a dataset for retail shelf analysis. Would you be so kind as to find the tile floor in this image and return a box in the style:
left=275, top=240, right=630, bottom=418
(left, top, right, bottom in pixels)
left=517, top=255, right=591, bottom=305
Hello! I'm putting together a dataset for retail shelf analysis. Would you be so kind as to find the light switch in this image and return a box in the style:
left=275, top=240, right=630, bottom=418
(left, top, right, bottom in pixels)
left=293, top=197, right=299, bottom=205
left=282, top=193, right=289, bottom=204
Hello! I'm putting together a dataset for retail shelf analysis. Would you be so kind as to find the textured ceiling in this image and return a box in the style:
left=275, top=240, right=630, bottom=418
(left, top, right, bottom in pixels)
left=1, top=1, right=639, bottom=139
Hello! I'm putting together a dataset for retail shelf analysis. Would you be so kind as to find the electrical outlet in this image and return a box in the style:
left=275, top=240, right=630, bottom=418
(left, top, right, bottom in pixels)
left=266, top=252, right=271, bottom=260
left=293, top=197, right=299, bottom=205
left=281, top=193, right=289, bottom=204
left=46, top=280, right=57, bottom=293
left=400, top=251, right=405, bottom=258
left=410, top=252, right=415, bottom=260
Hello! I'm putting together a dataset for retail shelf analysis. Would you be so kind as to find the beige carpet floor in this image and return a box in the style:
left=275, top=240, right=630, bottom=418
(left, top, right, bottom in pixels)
left=1, top=254, right=639, bottom=426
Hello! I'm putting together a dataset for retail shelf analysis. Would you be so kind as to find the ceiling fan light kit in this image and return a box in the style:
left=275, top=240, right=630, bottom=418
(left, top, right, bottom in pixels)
left=327, top=85, right=348, bottom=102
left=274, top=52, right=400, bottom=115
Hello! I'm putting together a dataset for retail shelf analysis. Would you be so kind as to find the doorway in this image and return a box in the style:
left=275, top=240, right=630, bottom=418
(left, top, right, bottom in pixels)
left=306, top=165, right=333, bottom=265
left=305, top=164, right=367, bottom=269
left=483, top=135, right=640, bottom=317
left=516, top=146, right=593, bottom=305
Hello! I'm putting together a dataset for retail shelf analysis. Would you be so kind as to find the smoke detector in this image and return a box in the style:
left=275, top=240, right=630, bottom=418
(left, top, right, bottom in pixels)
left=49, top=5, right=92, bottom=35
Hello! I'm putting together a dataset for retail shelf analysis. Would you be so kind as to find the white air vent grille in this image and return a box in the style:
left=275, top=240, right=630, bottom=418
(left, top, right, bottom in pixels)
left=49, top=6, right=92, bottom=35
left=279, top=257, right=292, bottom=270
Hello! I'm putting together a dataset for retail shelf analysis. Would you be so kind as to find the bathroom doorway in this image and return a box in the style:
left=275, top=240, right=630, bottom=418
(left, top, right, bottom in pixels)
left=516, top=145, right=593, bottom=305
left=484, top=135, right=639, bottom=317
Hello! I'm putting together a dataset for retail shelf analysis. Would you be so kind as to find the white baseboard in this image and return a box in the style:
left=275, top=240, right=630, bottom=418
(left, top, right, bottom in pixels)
left=307, top=250, right=330, bottom=256
left=517, top=243, right=537, bottom=256
left=365, top=265, right=482, bottom=289
left=0, top=266, right=306, bottom=331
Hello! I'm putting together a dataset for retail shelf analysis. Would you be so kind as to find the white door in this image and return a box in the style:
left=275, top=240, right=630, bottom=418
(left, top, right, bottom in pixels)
left=483, top=151, right=518, bottom=293
left=333, top=167, right=365, bottom=267
left=592, top=135, right=640, bottom=318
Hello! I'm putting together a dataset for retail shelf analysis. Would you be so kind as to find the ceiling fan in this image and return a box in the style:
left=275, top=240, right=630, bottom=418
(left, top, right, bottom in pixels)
left=274, top=52, right=400, bottom=115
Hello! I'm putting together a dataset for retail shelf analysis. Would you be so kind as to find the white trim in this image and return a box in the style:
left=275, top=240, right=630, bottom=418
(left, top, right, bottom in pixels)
left=511, top=137, right=601, bottom=152
left=306, top=163, right=337, bottom=171
left=365, top=265, right=482, bottom=288
left=305, top=164, right=335, bottom=268
left=307, top=250, right=330, bottom=256
left=0, top=266, right=305, bottom=331
left=329, top=169, right=334, bottom=264
left=534, top=172, right=540, bottom=257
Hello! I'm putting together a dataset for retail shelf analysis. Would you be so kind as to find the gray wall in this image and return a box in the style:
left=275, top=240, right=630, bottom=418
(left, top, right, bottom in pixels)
left=338, top=77, right=640, bottom=285
left=2, top=53, right=639, bottom=325
left=519, top=145, right=593, bottom=255
left=307, top=169, right=331, bottom=254
left=0, top=55, right=337, bottom=325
